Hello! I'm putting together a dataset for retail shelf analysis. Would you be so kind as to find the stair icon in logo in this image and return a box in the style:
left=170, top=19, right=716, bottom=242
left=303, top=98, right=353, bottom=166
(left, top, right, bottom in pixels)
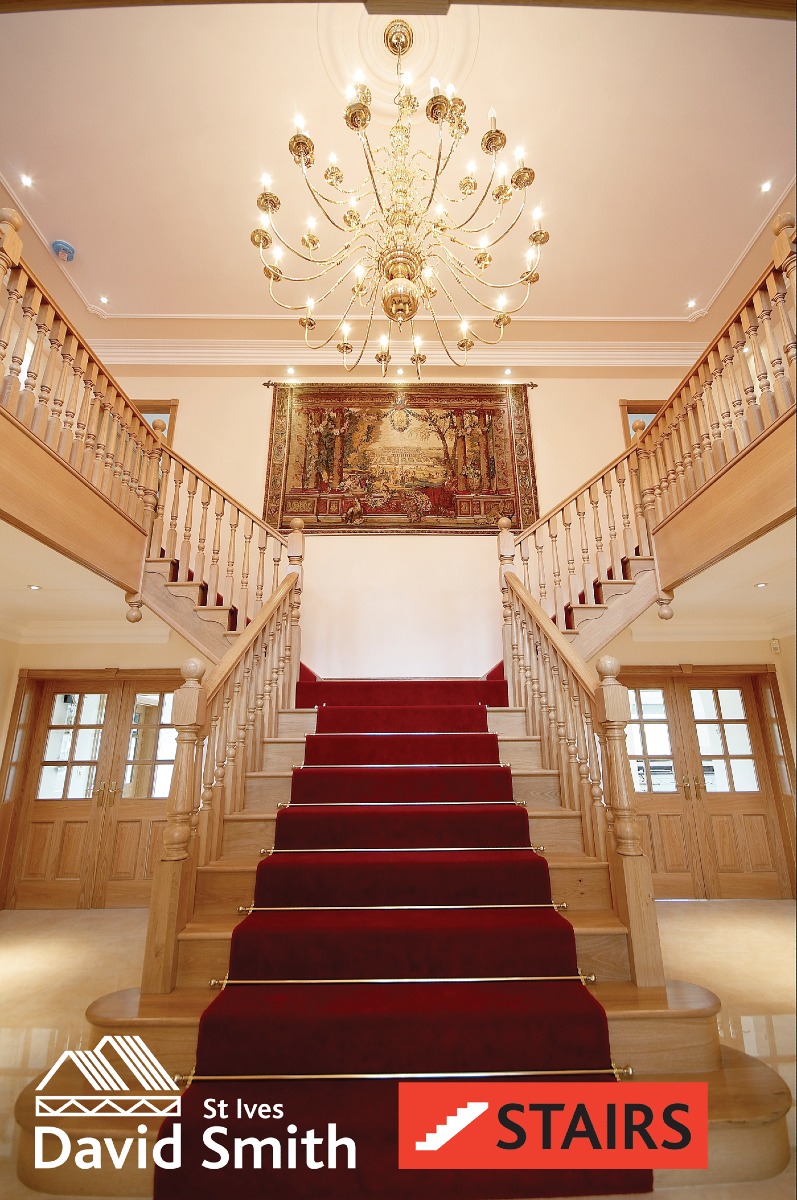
left=415, top=1101, right=490, bottom=1151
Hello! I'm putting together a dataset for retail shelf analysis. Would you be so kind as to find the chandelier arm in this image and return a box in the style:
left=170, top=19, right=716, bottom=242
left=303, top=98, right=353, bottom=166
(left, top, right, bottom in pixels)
left=426, top=298, right=471, bottom=368
left=301, top=165, right=353, bottom=234
left=359, top=133, right=387, bottom=216
left=344, top=281, right=379, bottom=371
left=259, top=243, right=353, bottom=284
left=302, top=292, right=360, bottom=351
left=420, top=130, right=446, bottom=217
left=469, top=189, right=529, bottom=247
left=437, top=241, right=537, bottom=293
left=267, top=216, right=376, bottom=272
left=446, top=158, right=499, bottom=231
left=440, top=256, right=532, bottom=318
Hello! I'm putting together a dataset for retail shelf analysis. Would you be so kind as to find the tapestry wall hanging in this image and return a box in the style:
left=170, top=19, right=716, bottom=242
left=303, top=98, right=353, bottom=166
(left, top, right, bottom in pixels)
left=263, top=383, right=538, bottom=534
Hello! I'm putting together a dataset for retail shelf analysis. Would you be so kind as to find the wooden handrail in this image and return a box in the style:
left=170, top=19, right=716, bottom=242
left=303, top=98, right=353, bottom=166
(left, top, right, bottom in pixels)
left=505, top=572, right=599, bottom=693
left=202, top=572, right=297, bottom=702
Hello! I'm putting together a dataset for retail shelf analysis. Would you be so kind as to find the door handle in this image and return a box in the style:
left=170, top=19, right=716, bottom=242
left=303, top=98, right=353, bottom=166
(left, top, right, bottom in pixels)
left=693, top=775, right=703, bottom=800
left=107, top=781, right=117, bottom=808
left=95, top=780, right=107, bottom=808
left=681, top=778, right=691, bottom=801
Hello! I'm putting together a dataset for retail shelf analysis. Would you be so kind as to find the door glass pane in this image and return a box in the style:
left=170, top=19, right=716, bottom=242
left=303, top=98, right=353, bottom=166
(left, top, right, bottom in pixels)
left=724, top=724, right=752, bottom=755
left=629, top=759, right=648, bottom=791
left=718, top=689, right=745, bottom=720
left=67, top=764, right=97, bottom=799
left=44, top=728, right=73, bottom=761
left=625, top=723, right=643, bottom=755
left=691, top=690, right=717, bottom=720
left=702, top=759, right=730, bottom=791
left=650, top=760, right=676, bottom=791
left=133, top=694, right=161, bottom=725
left=79, top=694, right=107, bottom=724
left=123, top=761, right=153, bottom=799
left=156, top=727, right=178, bottom=760
left=73, top=727, right=103, bottom=761
left=730, top=759, right=759, bottom=791
left=50, top=694, right=79, bottom=726
left=696, top=724, right=724, bottom=755
left=644, top=723, right=671, bottom=755
left=628, top=692, right=639, bottom=720
left=37, top=765, right=67, bottom=799
left=122, top=690, right=176, bottom=800
left=640, top=689, right=666, bottom=718
left=153, top=764, right=174, bottom=798
left=161, top=693, right=174, bottom=724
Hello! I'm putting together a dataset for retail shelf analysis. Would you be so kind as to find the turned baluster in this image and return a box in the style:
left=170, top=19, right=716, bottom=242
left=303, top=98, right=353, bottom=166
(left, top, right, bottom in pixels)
left=178, top=471, right=198, bottom=582
left=588, top=482, right=606, bottom=585
left=771, top=212, right=796, bottom=309
left=268, top=611, right=284, bottom=737
left=238, top=516, right=254, bottom=625
left=148, top=435, right=170, bottom=556
left=755, top=283, right=793, bottom=415
left=210, top=683, right=232, bottom=840
left=674, top=388, right=700, bottom=493
left=57, top=345, right=85, bottom=461
left=728, top=318, right=763, bottom=442
left=0, top=265, right=26, bottom=387
left=70, top=360, right=98, bottom=470
left=524, top=611, right=541, bottom=738
left=286, top=518, right=305, bottom=707
left=582, top=692, right=608, bottom=862
left=657, top=417, right=678, bottom=516
left=567, top=673, right=596, bottom=856
left=548, top=516, right=566, bottom=630
left=766, top=268, right=795, bottom=398
left=280, top=597, right=294, bottom=712
left=574, top=492, right=595, bottom=602
left=650, top=429, right=669, bottom=521
left=670, top=390, right=695, bottom=498
left=272, top=537, right=283, bottom=592
left=558, top=663, right=582, bottom=814
left=91, top=382, right=117, bottom=493
left=719, top=333, right=755, bottom=446
left=249, top=635, right=268, bottom=773
left=546, top=648, right=571, bottom=803
left=561, top=502, right=580, bottom=608
left=200, top=705, right=220, bottom=864
left=206, top=492, right=225, bottom=603
left=30, top=313, right=63, bottom=440
left=116, top=413, right=138, bottom=514
left=519, top=537, right=531, bottom=591
left=497, top=518, right=517, bottom=701
left=707, top=347, right=740, bottom=460
left=16, top=296, right=51, bottom=428
left=43, top=326, right=73, bottom=450
left=223, top=506, right=240, bottom=610
left=164, top=461, right=184, bottom=561
left=614, top=458, right=636, bottom=564
left=667, top=406, right=689, bottom=507
left=601, top=471, right=623, bottom=580
left=2, top=278, right=37, bottom=411
left=80, top=369, right=107, bottom=478
left=534, top=631, right=554, bottom=772
left=140, top=422, right=165, bottom=533
left=234, top=649, right=255, bottom=806
left=532, top=527, right=548, bottom=613
left=222, top=662, right=244, bottom=817
left=106, top=391, right=129, bottom=505
left=742, top=303, right=778, bottom=427
left=260, top=621, right=276, bottom=746
left=595, top=657, right=642, bottom=855
left=511, top=597, right=525, bottom=708
left=687, top=376, right=713, bottom=483
left=698, top=359, right=726, bottom=473
left=627, top=442, right=650, bottom=557
left=193, top=482, right=212, bottom=586
left=254, top=527, right=268, bottom=610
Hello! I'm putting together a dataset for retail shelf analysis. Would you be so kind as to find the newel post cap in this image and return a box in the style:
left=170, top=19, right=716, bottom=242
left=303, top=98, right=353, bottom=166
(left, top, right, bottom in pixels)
left=289, top=517, right=305, bottom=531
left=497, top=516, right=512, bottom=530
left=772, top=212, right=795, bottom=270
left=174, top=658, right=207, bottom=726
left=0, top=207, right=23, bottom=268
left=595, top=656, right=631, bottom=725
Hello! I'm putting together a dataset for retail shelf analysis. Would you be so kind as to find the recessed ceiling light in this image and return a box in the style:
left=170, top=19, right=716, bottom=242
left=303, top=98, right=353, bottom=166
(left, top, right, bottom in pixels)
left=755, top=582, right=768, bottom=588
left=287, top=367, right=295, bottom=375
left=687, top=299, right=696, bottom=309
left=100, top=296, right=109, bottom=304
left=397, top=368, right=404, bottom=376
left=761, top=181, right=772, bottom=193
left=504, top=369, right=512, bottom=376
left=27, top=583, right=42, bottom=591
left=20, top=174, right=32, bottom=187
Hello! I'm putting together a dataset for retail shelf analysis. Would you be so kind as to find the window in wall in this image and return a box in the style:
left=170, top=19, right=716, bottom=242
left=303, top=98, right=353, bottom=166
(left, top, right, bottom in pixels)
left=135, top=399, right=179, bottom=445
left=619, top=400, right=664, bottom=447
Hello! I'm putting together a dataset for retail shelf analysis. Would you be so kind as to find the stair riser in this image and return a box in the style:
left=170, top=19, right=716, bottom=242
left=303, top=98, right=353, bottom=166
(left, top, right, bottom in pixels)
left=524, top=813, right=585, bottom=854
left=222, top=816, right=277, bottom=858
left=175, top=927, right=631, bottom=990
left=277, top=710, right=530, bottom=739
left=192, top=860, right=613, bottom=918
left=260, top=737, right=542, bottom=773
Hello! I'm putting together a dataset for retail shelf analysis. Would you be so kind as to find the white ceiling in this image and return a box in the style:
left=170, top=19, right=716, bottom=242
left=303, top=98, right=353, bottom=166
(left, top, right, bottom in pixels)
left=0, top=0, right=794, bottom=341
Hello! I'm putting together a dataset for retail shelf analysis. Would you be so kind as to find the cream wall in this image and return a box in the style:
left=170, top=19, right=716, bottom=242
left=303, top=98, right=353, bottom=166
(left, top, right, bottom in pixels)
left=0, top=639, right=21, bottom=756
left=116, top=368, right=679, bottom=676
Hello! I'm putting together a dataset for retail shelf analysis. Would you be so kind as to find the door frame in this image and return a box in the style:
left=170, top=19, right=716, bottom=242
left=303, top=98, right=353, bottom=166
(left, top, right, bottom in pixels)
left=0, top=668, right=182, bottom=910
left=620, top=663, right=796, bottom=898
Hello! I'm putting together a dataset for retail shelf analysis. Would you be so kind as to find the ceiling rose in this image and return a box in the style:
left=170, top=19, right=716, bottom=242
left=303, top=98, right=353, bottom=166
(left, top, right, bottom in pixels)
left=250, top=14, right=549, bottom=376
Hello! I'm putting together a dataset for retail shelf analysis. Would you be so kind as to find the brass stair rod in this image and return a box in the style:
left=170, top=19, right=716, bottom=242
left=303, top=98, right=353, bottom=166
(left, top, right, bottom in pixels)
left=238, top=901, right=568, bottom=913
left=209, top=970, right=597, bottom=988
left=174, top=1063, right=633, bottom=1086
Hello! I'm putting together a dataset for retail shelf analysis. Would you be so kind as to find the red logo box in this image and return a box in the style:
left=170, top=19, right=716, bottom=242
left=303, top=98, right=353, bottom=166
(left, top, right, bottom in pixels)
left=399, top=1082, right=708, bottom=1170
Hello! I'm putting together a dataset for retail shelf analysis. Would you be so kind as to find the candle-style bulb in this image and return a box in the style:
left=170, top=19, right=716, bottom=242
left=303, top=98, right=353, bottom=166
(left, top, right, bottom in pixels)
left=261, top=172, right=272, bottom=187
left=488, top=106, right=497, bottom=131
left=430, top=77, right=441, bottom=96
left=294, top=114, right=305, bottom=133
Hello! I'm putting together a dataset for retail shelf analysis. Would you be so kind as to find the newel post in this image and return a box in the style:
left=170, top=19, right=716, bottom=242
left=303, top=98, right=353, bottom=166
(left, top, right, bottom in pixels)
left=632, top=421, right=674, bottom=623
left=141, top=658, right=207, bottom=994
left=286, top=517, right=305, bottom=708
left=125, top=419, right=167, bottom=625
left=772, top=212, right=796, bottom=297
left=0, top=208, right=23, bottom=275
left=497, top=517, right=517, bottom=706
left=595, top=656, right=665, bottom=988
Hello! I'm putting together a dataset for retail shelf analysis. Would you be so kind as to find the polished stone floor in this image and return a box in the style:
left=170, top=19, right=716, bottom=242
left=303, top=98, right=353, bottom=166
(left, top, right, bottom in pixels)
left=0, top=900, right=793, bottom=1199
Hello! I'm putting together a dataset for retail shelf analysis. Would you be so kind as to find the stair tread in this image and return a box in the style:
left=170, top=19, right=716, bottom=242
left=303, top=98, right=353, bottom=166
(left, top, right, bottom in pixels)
left=591, top=978, right=721, bottom=1017
left=198, top=852, right=604, bottom=875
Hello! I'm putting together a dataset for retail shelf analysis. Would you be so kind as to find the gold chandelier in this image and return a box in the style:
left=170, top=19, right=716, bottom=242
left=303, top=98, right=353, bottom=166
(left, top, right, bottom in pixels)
left=250, top=17, right=549, bottom=376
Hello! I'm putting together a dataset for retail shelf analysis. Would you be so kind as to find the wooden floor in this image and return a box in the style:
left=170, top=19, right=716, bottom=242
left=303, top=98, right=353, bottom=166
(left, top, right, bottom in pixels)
left=0, top=901, right=793, bottom=1199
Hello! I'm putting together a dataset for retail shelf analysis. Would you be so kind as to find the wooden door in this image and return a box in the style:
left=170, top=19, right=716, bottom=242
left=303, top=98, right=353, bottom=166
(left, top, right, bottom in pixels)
left=623, top=680, right=708, bottom=898
left=9, top=685, right=124, bottom=908
left=8, top=675, right=179, bottom=909
left=673, top=678, right=792, bottom=900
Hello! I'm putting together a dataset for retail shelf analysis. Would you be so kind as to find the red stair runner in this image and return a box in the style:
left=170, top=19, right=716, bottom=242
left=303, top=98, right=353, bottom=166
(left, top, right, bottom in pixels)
left=157, top=672, right=651, bottom=1199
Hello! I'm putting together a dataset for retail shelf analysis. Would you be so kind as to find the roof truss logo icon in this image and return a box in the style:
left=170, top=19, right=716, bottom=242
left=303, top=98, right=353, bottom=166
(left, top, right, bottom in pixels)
left=35, top=1034, right=181, bottom=1119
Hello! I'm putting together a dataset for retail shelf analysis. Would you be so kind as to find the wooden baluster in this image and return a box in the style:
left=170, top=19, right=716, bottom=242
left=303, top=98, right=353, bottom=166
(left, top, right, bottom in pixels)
left=533, top=527, right=548, bottom=613
left=286, top=519, right=305, bottom=707
left=164, top=461, right=184, bottom=562
left=79, top=369, right=106, bottom=478
left=595, top=656, right=664, bottom=987
left=0, top=265, right=26, bottom=389
left=670, top=391, right=696, bottom=498
left=601, top=471, right=622, bottom=580
left=178, top=471, right=198, bottom=582
left=211, top=682, right=232, bottom=856
left=524, top=611, right=541, bottom=737
left=561, top=503, right=580, bottom=608
left=141, top=658, right=206, bottom=994
left=707, top=347, right=740, bottom=461
left=235, top=649, right=255, bottom=806
left=140, top=427, right=162, bottom=538
left=249, top=635, right=267, bottom=773
left=91, top=381, right=117, bottom=493
left=687, top=376, right=714, bottom=483
left=238, top=516, right=254, bottom=626
left=719, top=333, right=754, bottom=447
left=543, top=642, right=567, bottom=792
left=668, top=406, right=690, bottom=506
left=766, top=267, right=796, bottom=398
left=698, top=359, right=726, bottom=472
left=771, top=212, right=796, bottom=315
left=627, top=443, right=650, bottom=557
left=272, top=537, right=283, bottom=592
left=70, top=360, right=98, bottom=470
left=58, top=344, right=85, bottom=461
left=43, top=324, right=72, bottom=450
left=117, top=413, right=137, bottom=515
left=108, top=392, right=129, bottom=506
left=582, top=691, right=608, bottom=862
left=200, top=704, right=220, bottom=864
left=651, top=432, right=669, bottom=520
left=194, top=482, right=212, bottom=586
left=223, top=505, right=240, bottom=611
left=657, top=417, right=678, bottom=516
left=614, top=459, right=636, bottom=565
left=148, top=438, right=171, bottom=557
left=567, top=672, right=596, bottom=856
left=510, top=597, right=524, bottom=708
left=497, top=517, right=517, bottom=702
left=558, top=662, right=582, bottom=815
left=755, top=282, right=793, bottom=415
left=2, top=277, right=38, bottom=412
left=223, top=662, right=243, bottom=817
left=30, top=312, right=63, bottom=440
left=260, top=619, right=275, bottom=747
left=206, top=492, right=225, bottom=603
left=574, top=492, right=594, bottom=603
left=16, top=297, right=50, bottom=428
left=677, top=387, right=704, bottom=492
left=268, top=612, right=283, bottom=738
left=588, top=482, right=606, bottom=585
left=518, top=609, right=533, bottom=731
left=548, top=516, right=566, bottom=630
left=519, top=536, right=531, bottom=591
left=255, top=528, right=268, bottom=610
left=635, top=436, right=674, bottom=620
left=742, top=303, right=778, bottom=427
